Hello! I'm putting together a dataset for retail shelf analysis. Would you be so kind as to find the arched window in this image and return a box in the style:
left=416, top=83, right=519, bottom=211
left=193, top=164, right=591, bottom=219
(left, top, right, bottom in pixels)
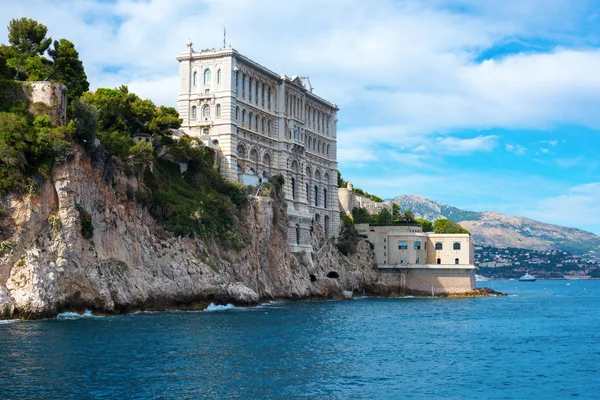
left=267, top=88, right=271, bottom=109
left=324, top=215, right=329, bottom=237
left=216, top=104, right=221, bottom=118
left=455, top=258, right=460, bottom=265
left=400, top=258, right=405, bottom=264
left=296, top=223, right=300, bottom=245
left=249, top=148, right=258, bottom=161
left=308, top=137, right=312, bottom=149
left=437, top=258, right=441, bottom=264
left=204, top=69, right=211, bottom=85
left=306, top=183, right=309, bottom=202
left=217, top=69, right=221, bottom=84
left=291, top=177, right=296, bottom=199
left=235, top=106, right=239, bottom=120
left=193, top=71, right=198, bottom=86
left=261, top=85, right=265, bottom=105
left=261, top=117, right=265, bottom=132
left=236, top=143, right=246, bottom=158
left=248, top=112, right=253, bottom=129
left=248, top=78, right=252, bottom=100
left=255, top=115, right=259, bottom=131
left=202, top=105, right=210, bottom=117
left=255, top=84, right=259, bottom=103
left=242, top=109, right=246, bottom=126
left=435, top=242, right=443, bottom=250
left=242, top=74, right=246, bottom=97
left=453, top=242, right=461, bottom=250
left=314, top=185, right=318, bottom=206
left=267, top=120, right=271, bottom=134
left=327, top=143, right=330, bottom=156
left=323, top=188, right=327, bottom=208
left=235, top=71, right=239, bottom=90
left=191, top=105, right=197, bottom=119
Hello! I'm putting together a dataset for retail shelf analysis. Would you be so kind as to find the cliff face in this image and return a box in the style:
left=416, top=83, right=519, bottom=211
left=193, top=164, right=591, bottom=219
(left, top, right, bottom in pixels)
left=0, top=149, right=377, bottom=319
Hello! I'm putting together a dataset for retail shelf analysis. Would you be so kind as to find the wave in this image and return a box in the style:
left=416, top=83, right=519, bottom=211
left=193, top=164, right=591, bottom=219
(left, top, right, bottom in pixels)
left=204, top=303, right=237, bottom=312
left=0, top=319, right=19, bottom=325
left=56, top=310, right=94, bottom=319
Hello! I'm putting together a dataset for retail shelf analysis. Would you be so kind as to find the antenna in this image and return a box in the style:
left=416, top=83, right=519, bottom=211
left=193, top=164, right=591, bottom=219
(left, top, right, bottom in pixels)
left=223, top=25, right=227, bottom=49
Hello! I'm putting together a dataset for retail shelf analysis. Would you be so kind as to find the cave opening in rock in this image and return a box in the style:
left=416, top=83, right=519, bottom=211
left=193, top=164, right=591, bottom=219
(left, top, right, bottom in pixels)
left=327, top=271, right=339, bottom=279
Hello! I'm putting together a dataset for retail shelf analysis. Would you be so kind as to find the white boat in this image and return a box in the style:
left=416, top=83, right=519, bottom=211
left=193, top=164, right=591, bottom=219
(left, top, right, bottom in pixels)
left=475, top=274, right=490, bottom=282
left=519, top=272, right=536, bottom=282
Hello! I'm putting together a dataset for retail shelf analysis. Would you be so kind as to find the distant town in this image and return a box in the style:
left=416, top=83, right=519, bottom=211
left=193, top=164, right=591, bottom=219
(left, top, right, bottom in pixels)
left=475, top=246, right=599, bottom=279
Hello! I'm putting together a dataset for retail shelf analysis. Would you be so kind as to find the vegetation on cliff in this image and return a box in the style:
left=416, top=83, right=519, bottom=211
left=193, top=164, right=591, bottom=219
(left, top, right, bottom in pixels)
left=0, top=17, right=251, bottom=246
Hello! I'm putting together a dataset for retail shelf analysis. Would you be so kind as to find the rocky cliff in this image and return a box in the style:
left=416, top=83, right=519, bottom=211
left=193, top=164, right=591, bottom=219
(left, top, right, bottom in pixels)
left=0, top=148, right=378, bottom=319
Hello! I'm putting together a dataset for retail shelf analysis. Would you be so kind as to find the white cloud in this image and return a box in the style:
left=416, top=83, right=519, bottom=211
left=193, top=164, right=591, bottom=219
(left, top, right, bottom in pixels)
left=525, top=183, right=600, bottom=234
left=435, top=135, right=498, bottom=153
left=505, top=143, right=527, bottom=155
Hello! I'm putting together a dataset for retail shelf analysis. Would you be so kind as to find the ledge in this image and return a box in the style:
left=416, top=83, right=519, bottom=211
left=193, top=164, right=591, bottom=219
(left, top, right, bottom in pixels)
left=378, top=264, right=477, bottom=271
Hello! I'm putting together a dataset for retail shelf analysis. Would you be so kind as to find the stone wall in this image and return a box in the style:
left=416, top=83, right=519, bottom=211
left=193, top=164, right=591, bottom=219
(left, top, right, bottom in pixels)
left=338, top=183, right=393, bottom=217
left=29, top=81, right=68, bottom=126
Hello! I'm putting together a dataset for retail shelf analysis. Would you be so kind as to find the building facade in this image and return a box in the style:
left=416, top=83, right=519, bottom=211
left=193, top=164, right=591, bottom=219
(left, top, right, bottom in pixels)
left=356, top=224, right=477, bottom=294
left=176, top=42, right=340, bottom=252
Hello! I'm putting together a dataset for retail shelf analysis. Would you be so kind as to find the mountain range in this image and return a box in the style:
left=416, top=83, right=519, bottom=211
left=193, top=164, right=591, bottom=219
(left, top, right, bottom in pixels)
left=392, top=194, right=600, bottom=259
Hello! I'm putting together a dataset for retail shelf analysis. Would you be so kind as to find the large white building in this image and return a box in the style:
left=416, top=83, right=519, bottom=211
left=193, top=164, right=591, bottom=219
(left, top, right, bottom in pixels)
left=176, top=42, right=340, bottom=252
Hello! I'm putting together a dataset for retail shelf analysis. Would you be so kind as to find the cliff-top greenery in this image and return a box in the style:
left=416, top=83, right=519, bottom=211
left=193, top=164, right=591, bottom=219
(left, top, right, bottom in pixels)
left=0, top=17, right=249, bottom=246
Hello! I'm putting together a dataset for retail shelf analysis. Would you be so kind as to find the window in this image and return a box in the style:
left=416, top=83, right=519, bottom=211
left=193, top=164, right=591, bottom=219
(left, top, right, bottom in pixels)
left=455, top=258, right=460, bottom=265
left=235, top=106, right=239, bottom=120
left=453, top=242, right=461, bottom=250
left=204, top=69, right=211, bottom=85
left=267, top=120, right=271, bottom=134
left=242, top=75, right=246, bottom=97
left=261, top=117, right=265, bottom=132
left=296, top=224, right=300, bottom=245
left=323, top=188, right=327, bottom=207
left=204, top=89, right=210, bottom=94
left=255, top=115, right=259, bottom=131
left=191, top=105, right=197, bottom=119
left=248, top=78, right=252, bottom=101
left=202, top=128, right=209, bottom=135
left=398, top=241, right=408, bottom=250
left=400, top=258, right=405, bottom=264
left=437, top=258, right=441, bottom=264
left=314, top=185, right=318, bottom=206
left=414, top=241, right=421, bottom=250
left=215, top=104, right=221, bottom=117
left=217, top=69, right=221, bottom=84
left=242, top=109, right=246, bottom=126
left=291, top=177, right=296, bottom=199
left=193, top=71, right=198, bottom=86
left=248, top=113, right=252, bottom=129
left=416, top=257, right=419, bottom=264
left=435, top=242, right=443, bottom=250
left=202, top=105, right=210, bottom=117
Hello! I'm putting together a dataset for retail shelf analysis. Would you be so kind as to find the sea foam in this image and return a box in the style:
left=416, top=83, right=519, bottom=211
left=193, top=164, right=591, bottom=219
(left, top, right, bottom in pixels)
left=204, top=303, right=237, bottom=312
left=56, top=310, right=94, bottom=319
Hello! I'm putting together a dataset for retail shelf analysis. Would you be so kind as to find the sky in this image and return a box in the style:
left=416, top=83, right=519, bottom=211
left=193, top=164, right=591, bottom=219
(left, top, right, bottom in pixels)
left=2, top=0, right=600, bottom=234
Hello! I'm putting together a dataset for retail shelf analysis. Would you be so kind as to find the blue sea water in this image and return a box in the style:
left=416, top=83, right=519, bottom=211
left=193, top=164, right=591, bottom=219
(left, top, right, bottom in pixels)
left=1, top=280, right=600, bottom=399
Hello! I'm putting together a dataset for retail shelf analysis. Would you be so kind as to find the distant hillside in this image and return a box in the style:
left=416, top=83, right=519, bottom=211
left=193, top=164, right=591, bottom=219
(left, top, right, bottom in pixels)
left=392, top=194, right=600, bottom=259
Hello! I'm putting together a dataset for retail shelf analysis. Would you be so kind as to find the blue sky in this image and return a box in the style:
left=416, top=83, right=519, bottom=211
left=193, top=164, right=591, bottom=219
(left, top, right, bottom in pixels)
left=2, top=0, right=600, bottom=234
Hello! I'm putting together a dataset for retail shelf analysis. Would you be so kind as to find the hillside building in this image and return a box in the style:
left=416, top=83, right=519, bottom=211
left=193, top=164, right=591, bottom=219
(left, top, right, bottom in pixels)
left=356, top=223, right=477, bottom=294
left=176, top=42, right=340, bottom=252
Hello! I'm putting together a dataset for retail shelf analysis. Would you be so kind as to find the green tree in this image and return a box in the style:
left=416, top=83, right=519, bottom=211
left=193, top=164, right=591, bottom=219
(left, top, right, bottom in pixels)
left=47, top=38, right=89, bottom=99
left=416, top=218, right=433, bottom=232
left=337, top=170, right=346, bottom=188
left=149, top=106, right=182, bottom=135
left=376, top=208, right=393, bottom=225
left=392, top=203, right=400, bottom=220
left=7, top=18, right=52, bottom=79
left=351, top=207, right=371, bottom=224
left=71, top=97, right=98, bottom=149
left=433, top=218, right=470, bottom=234
left=402, top=209, right=416, bottom=223
left=130, top=141, right=154, bottom=166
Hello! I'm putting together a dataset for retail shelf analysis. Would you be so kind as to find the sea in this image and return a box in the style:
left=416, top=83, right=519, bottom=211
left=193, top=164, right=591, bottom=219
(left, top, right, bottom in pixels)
left=1, top=280, right=600, bottom=399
